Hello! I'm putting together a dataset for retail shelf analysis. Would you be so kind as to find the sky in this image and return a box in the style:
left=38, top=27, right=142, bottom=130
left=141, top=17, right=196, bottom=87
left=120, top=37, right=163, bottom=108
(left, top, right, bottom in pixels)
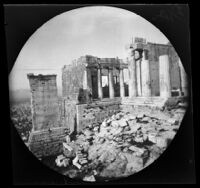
left=9, top=6, right=169, bottom=91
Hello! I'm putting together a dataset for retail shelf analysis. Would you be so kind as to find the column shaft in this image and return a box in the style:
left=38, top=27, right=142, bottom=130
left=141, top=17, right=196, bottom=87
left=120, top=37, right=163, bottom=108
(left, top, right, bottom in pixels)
left=97, top=68, right=103, bottom=99
left=159, top=55, right=171, bottom=98
left=141, top=50, right=151, bottom=97
left=108, top=68, right=115, bottom=98
left=136, top=59, right=142, bottom=96
left=128, top=56, right=137, bottom=98
left=119, top=68, right=125, bottom=98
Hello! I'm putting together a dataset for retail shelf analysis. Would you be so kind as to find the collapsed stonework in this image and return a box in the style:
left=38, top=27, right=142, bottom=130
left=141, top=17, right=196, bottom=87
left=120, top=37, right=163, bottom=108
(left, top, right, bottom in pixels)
left=26, top=37, right=188, bottom=178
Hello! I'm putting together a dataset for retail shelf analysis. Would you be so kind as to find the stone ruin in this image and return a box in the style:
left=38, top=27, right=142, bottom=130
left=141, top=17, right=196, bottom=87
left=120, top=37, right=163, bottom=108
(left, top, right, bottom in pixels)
left=26, top=37, right=189, bottom=181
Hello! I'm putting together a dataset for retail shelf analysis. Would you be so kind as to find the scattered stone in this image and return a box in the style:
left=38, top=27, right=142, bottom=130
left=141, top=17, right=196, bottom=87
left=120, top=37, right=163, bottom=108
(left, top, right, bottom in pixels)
left=129, top=115, right=136, bottom=120
left=137, top=113, right=144, bottom=119
left=118, top=119, right=127, bottom=127
left=62, top=158, right=70, bottom=167
left=83, top=175, right=96, bottom=182
left=167, top=118, right=179, bottom=125
left=129, top=145, right=145, bottom=156
left=141, top=116, right=151, bottom=123
left=93, top=126, right=99, bottom=132
left=148, top=133, right=157, bottom=143
left=111, top=121, right=119, bottom=128
left=65, top=135, right=71, bottom=143
left=101, top=121, right=107, bottom=127
left=156, top=136, right=168, bottom=148
left=129, top=122, right=141, bottom=132
left=55, top=155, right=66, bottom=167
left=79, top=158, right=88, bottom=165
left=72, top=155, right=81, bottom=169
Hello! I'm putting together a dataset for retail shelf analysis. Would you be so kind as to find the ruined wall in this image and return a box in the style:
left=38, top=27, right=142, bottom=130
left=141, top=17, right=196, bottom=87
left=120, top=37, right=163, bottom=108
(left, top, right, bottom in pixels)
left=61, top=98, right=77, bottom=133
left=148, top=43, right=181, bottom=96
left=76, top=100, right=121, bottom=132
left=28, top=127, right=67, bottom=158
left=27, top=74, right=66, bottom=158
left=62, top=59, right=85, bottom=101
left=27, top=74, right=60, bottom=131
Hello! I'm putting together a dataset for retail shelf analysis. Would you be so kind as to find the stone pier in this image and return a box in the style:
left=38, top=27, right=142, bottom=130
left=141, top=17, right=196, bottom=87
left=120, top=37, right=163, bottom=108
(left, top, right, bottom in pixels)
left=159, top=55, right=171, bottom=98
left=128, top=49, right=137, bottom=98
left=27, top=74, right=67, bottom=158
left=108, top=68, right=115, bottom=99
left=97, top=67, right=103, bottom=99
left=83, top=67, right=92, bottom=92
left=178, top=58, right=188, bottom=96
left=136, top=59, right=142, bottom=96
left=141, top=50, right=151, bottom=97
left=119, top=68, right=125, bottom=98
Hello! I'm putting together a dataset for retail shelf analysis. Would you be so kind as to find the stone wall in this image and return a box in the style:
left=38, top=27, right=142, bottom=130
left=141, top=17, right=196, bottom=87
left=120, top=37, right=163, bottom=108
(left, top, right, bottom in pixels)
left=27, top=74, right=60, bottom=131
left=28, top=127, right=67, bottom=158
left=148, top=43, right=181, bottom=96
left=76, top=100, right=121, bottom=132
left=62, top=59, right=85, bottom=101
left=61, top=98, right=77, bottom=133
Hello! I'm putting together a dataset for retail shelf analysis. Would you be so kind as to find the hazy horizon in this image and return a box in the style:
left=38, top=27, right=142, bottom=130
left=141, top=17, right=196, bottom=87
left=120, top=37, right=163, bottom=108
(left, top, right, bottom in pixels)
left=9, top=6, right=169, bottom=92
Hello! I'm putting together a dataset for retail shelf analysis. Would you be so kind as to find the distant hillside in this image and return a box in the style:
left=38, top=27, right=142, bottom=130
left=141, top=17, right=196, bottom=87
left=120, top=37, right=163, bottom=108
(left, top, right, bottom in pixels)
left=9, top=89, right=31, bottom=105
left=9, top=88, right=62, bottom=105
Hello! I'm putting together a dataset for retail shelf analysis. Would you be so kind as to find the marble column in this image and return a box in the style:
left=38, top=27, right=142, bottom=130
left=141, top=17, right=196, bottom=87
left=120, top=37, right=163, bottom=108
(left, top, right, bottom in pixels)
left=97, top=67, right=103, bottom=99
left=159, top=55, right=171, bottom=98
left=108, top=68, right=115, bottom=99
left=119, top=68, right=125, bottom=98
left=178, top=58, right=188, bottom=97
left=128, top=52, right=137, bottom=98
left=141, top=50, right=151, bottom=97
left=136, top=59, right=142, bottom=96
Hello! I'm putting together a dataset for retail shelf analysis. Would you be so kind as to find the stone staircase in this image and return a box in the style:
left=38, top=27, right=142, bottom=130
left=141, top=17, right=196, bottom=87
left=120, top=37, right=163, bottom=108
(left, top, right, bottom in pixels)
left=121, top=97, right=167, bottom=108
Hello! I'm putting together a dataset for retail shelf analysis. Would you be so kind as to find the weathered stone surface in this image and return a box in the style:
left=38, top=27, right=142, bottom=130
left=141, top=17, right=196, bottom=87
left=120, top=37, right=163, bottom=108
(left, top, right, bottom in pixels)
left=53, top=102, right=184, bottom=181
left=27, top=74, right=60, bottom=131
left=83, top=175, right=96, bottom=182
left=28, top=127, right=67, bottom=158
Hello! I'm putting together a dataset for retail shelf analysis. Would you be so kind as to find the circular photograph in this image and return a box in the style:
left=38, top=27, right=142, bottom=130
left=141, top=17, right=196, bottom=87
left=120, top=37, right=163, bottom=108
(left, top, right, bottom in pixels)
left=9, top=6, right=189, bottom=182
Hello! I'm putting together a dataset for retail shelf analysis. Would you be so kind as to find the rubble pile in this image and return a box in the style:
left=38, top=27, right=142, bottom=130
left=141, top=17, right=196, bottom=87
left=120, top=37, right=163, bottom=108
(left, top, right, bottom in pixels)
left=55, top=107, right=183, bottom=182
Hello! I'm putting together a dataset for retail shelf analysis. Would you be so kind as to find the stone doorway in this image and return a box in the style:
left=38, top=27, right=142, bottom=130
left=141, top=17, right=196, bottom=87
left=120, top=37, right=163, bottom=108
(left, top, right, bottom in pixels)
left=91, top=75, right=98, bottom=99
left=102, top=75, right=109, bottom=98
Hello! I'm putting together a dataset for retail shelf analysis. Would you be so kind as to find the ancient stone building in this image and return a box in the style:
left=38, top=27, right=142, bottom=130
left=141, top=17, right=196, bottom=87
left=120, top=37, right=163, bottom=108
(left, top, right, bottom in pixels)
left=27, top=37, right=188, bottom=158
left=62, top=38, right=188, bottom=103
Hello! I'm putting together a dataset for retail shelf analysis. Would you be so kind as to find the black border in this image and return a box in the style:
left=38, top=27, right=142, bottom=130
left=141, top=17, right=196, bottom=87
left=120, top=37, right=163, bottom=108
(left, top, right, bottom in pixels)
left=3, top=4, right=196, bottom=185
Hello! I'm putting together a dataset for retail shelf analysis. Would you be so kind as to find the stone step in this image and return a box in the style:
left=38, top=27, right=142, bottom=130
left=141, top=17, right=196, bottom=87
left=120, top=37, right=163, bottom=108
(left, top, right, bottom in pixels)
left=121, top=97, right=167, bottom=107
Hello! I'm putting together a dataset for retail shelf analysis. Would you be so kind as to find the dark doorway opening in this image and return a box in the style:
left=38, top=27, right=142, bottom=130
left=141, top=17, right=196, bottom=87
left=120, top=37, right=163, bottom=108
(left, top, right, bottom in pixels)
left=91, top=75, right=98, bottom=99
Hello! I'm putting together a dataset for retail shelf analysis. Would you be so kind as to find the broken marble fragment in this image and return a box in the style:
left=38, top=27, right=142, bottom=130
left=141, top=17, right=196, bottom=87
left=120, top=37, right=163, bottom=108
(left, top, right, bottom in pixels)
left=83, top=175, right=96, bottom=182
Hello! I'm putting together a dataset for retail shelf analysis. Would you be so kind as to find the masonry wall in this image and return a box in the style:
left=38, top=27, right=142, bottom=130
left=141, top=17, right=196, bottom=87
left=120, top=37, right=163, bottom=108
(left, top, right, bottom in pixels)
left=28, top=127, right=67, bottom=158
left=27, top=74, right=60, bottom=131
left=148, top=43, right=181, bottom=96
left=76, top=100, right=121, bottom=132
left=62, top=58, right=85, bottom=101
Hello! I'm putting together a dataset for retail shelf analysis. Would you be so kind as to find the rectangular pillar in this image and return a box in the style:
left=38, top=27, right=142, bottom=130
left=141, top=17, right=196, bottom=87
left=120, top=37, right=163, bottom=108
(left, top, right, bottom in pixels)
left=119, top=68, right=125, bottom=98
left=108, top=68, right=115, bottom=99
left=83, top=67, right=92, bottom=91
left=159, top=55, right=171, bottom=98
left=178, top=58, right=188, bottom=96
left=141, top=50, right=151, bottom=97
left=27, top=74, right=59, bottom=131
left=97, top=67, right=103, bottom=99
